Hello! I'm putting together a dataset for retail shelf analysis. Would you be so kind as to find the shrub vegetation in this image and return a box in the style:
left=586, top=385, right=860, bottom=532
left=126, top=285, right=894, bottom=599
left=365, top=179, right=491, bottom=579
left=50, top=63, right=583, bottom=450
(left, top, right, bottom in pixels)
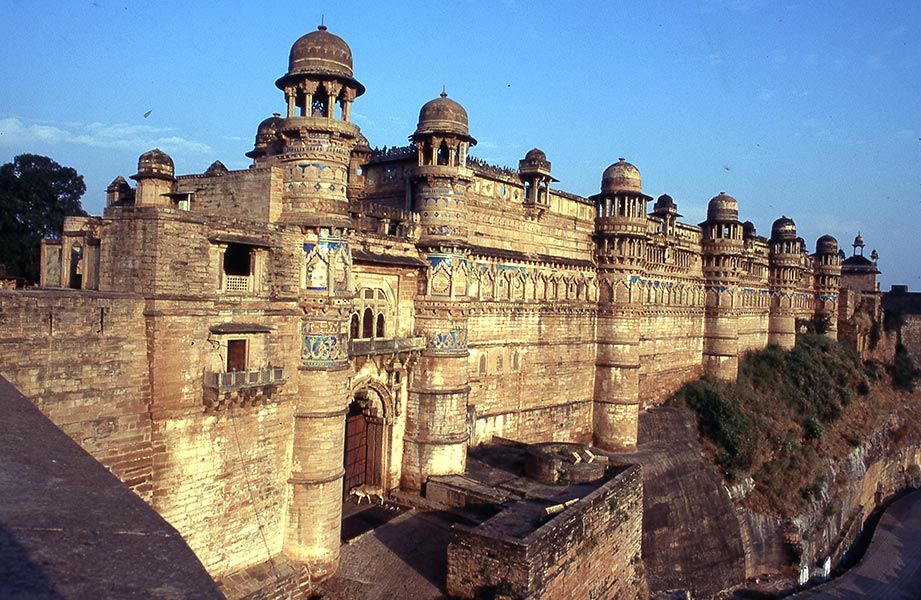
left=668, top=332, right=921, bottom=515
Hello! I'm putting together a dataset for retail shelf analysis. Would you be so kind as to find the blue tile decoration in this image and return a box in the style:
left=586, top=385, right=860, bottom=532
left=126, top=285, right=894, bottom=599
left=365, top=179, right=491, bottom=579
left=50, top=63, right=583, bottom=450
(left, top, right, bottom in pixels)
left=427, top=326, right=468, bottom=355
left=302, top=321, right=347, bottom=367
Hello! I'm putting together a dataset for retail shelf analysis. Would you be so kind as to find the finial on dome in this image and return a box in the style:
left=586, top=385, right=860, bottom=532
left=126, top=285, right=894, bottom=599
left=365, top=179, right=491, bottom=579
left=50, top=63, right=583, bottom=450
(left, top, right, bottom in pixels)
left=319, top=15, right=326, bottom=30
left=441, top=85, right=447, bottom=98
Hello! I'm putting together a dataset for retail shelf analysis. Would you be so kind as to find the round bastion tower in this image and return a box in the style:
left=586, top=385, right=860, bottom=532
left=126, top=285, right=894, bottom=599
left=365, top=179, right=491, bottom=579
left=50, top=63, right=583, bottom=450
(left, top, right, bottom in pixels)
left=768, top=217, right=804, bottom=349
left=813, top=235, right=841, bottom=337
left=701, top=193, right=745, bottom=380
left=591, top=158, right=651, bottom=451
left=250, top=24, right=365, bottom=579
left=402, top=92, right=477, bottom=490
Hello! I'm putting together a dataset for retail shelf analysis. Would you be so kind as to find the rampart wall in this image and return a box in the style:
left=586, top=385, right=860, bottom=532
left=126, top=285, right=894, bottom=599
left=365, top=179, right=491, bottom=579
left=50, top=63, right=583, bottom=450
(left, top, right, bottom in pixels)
left=0, top=290, right=153, bottom=499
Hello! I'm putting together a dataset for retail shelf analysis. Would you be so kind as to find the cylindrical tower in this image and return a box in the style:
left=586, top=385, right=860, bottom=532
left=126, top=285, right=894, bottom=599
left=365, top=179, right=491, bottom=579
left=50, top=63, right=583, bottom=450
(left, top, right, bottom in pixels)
left=403, top=92, right=476, bottom=490
left=269, top=24, right=364, bottom=579
left=768, top=216, right=803, bottom=349
left=813, top=234, right=841, bottom=337
left=591, top=158, right=650, bottom=451
left=130, top=149, right=175, bottom=207
left=701, top=193, right=744, bottom=380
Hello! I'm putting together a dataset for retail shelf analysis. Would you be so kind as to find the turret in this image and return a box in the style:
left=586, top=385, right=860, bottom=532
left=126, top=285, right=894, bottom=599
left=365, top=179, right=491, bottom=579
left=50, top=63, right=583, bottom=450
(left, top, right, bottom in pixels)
left=591, top=158, right=650, bottom=451
left=410, top=91, right=476, bottom=248
left=767, top=216, right=804, bottom=349
left=403, top=92, right=476, bottom=489
left=518, top=148, right=557, bottom=217
left=130, top=149, right=175, bottom=207
left=813, top=234, right=841, bottom=337
left=105, top=176, right=133, bottom=208
left=701, top=193, right=744, bottom=379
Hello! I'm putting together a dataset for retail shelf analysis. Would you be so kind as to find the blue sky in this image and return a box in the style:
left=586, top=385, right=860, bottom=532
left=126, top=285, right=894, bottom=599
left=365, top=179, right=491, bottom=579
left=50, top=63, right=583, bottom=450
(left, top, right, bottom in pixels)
left=2, top=0, right=918, bottom=289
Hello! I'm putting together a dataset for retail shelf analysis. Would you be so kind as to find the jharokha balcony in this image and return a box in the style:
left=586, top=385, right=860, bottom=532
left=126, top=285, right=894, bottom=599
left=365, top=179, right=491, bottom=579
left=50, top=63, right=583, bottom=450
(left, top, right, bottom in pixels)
left=202, top=366, right=285, bottom=412
left=348, top=336, right=425, bottom=357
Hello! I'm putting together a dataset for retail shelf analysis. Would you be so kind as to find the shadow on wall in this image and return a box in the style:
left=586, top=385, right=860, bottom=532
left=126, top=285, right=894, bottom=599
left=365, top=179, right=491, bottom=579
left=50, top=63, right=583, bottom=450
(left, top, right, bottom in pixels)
left=0, top=375, right=223, bottom=600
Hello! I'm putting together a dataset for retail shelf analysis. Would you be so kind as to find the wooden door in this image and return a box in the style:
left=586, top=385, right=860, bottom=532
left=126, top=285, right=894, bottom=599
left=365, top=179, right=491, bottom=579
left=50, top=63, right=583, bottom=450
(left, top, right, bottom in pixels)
left=343, top=403, right=367, bottom=496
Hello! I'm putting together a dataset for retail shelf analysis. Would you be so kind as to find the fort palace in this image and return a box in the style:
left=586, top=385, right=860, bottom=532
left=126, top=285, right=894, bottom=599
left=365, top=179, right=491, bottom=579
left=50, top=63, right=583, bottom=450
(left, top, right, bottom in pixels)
left=3, top=24, right=881, bottom=597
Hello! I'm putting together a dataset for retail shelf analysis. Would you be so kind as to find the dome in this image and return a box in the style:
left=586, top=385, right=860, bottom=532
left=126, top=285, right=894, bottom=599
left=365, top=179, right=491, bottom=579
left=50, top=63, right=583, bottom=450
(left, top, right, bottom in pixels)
left=771, top=216, right=797, bottom=240
left=413, top=92, right=474, bottom=141
left=289, top=24, right=353, bottom=78
left=742, top=220, right=757, bottom=238
left=816, top=234, right=838, bottom=254
left=706, top=192, right=739, bottom=222
left=276, top=25, right=365, bottom=96
left=130, top=148, right=174, bottom=181
left=853, top=233, right=865, bottom=247
left=601, top=158, right=642, bottom=194
left=654, top=193, right=675, bottom=210
left=255, top=114, right=283, bottom=145
left=525, top=148, right=547, bottom=162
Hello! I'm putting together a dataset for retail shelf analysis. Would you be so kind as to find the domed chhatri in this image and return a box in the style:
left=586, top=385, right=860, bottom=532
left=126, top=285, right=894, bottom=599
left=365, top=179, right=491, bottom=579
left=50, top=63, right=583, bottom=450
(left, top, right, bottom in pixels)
left=413, top=91, right=475, bottom=142
left=817, top=234, right=838, bottom=254
left=524, top=148, right=547, bottom=162
left=601, top=158, right=643, bottom=195
left=706, top=191, right=739, bottom=222
left=771, top=216, right=797, bottom=240
left=275, top=24, right=365, bottom=96
left=130, top=148, right=175, bottom=181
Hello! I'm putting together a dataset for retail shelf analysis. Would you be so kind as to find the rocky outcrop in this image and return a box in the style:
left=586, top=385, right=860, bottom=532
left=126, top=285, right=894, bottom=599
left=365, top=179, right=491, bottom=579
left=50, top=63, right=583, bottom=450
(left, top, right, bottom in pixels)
left=620, top=407, right=746, bottom=597
left=629, top=405, right=921, bottom=598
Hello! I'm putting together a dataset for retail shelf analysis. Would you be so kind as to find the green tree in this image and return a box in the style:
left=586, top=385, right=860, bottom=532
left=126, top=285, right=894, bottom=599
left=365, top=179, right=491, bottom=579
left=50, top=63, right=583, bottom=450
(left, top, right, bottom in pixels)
left=0, top=154, right=87, bottom=283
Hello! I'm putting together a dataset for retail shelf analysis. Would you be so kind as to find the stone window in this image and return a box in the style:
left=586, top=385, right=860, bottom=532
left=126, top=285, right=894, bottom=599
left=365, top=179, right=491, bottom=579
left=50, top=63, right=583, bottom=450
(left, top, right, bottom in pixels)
left=220, top=242, right=266, bottom=294
left=351, top=287, right=393, bottom=340
left=478, top=353, right=488, bottom=375
left=511, top=350, right=520, bottom=372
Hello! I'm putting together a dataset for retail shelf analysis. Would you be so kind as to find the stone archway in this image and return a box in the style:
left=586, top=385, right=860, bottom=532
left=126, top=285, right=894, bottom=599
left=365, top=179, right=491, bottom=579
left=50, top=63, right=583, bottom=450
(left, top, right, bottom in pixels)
left=343, top=380, right=393, bottom=498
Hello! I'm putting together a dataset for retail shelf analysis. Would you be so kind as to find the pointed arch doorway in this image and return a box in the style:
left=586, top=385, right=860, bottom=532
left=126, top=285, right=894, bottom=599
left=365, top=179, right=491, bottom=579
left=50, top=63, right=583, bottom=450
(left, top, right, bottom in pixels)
left=342, top=383, right=392, bottom=499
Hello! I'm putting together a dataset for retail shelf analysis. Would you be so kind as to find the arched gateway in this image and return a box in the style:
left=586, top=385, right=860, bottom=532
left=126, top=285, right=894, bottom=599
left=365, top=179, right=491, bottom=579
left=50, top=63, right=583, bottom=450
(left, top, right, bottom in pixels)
left=344, top=379, right=394, bottom=497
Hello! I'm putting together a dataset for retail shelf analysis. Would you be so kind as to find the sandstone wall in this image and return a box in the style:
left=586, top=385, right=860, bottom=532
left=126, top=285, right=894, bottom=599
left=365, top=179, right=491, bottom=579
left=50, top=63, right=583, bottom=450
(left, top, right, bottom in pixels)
left=446, top=464, right=643, bottom=600
left=176, top=167, right=284, bottom=223
left=143, top=301, right=300, bottom=577
left=467, top=307, right=595, bottom=445
left=0, top=290, right=153, bottom=498
left=638, top=308, right=704, bottom=406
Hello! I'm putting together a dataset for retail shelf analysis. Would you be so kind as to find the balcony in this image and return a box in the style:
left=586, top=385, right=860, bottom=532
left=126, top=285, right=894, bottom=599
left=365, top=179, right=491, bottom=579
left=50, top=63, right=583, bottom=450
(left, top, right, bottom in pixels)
left=349, top=337, right=425, bottom=357
left=203, top=366, right=285, bottom=393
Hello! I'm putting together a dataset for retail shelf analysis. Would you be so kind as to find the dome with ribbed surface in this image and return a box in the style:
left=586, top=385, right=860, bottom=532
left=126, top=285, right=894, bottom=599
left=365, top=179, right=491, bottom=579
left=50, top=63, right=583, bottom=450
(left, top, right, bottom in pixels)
left=275, top=25, right=365, bottom=96
left=816, top=234, right=838, bottom=254
left=771, top=216, right=797, bottom=240
left=601, top=158, right=642, bottom=194
left=525, top=148, right=547, bottom=162
left=288, top=25, right=353, bottom=78
left=414, top=92, right=473, bottom=140
left=706, top=192, right=738, bottom=222
left=130, top=148, right=174, bottom=181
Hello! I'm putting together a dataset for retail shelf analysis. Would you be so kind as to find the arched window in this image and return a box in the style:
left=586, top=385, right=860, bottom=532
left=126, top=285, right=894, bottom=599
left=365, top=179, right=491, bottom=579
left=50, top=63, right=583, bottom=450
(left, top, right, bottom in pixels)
left=437, top=141, right=449, bottom=166
left=350, top=313, right=360, bottom=339
left=362, top=307, right=374, bottom=338
left=478, top=353, right=487, bottom=375
left=376, top=313, right=385, bottom=338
